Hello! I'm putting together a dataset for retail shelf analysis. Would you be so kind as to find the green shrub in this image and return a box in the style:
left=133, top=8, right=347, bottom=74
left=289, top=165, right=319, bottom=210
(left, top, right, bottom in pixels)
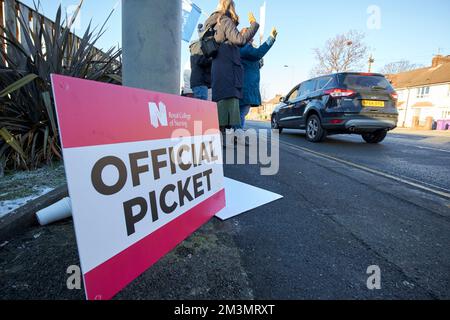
left=0, top=1, right=121, bottom=173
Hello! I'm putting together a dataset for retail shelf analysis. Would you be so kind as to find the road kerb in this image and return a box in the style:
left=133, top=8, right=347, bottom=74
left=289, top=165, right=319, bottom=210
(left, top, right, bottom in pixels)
left=0, top=185, right=69, bottom=242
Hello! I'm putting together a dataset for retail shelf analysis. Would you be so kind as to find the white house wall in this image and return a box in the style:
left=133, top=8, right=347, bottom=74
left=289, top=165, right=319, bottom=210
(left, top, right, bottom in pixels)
left=396, top=83, right=450, bottom=128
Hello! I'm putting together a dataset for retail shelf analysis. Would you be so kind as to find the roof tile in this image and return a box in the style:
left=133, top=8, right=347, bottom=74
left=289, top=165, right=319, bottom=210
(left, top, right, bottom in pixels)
left=387, top=57, right=450, bottom=89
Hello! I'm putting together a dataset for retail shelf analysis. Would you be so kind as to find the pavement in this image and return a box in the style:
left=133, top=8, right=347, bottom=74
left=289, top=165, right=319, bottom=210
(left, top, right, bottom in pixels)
left=1, top=121, right=449, bottom=300
left=392, top=127, right=450, bottom=138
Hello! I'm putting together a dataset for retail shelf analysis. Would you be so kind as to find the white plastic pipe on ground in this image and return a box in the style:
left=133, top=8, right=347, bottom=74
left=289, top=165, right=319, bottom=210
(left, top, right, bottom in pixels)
left=36, top=197, right=72, bottom=226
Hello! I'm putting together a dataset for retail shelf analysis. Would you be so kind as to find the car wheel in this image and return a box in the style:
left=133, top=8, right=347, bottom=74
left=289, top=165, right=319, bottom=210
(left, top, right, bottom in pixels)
left=306, top=115, right=327, bottom=142
left=362, top=130, right=387, bottom=144
left=271, top=116, right=283, bottom=134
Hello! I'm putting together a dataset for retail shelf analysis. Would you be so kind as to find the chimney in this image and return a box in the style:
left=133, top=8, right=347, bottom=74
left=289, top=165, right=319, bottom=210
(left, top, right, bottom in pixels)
left=432, top=55, right=450, bottom=67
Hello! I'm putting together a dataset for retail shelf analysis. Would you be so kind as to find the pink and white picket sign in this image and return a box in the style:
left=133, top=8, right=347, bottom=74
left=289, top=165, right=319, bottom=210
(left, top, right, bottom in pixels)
left=51, top=74, right=225, bottom=300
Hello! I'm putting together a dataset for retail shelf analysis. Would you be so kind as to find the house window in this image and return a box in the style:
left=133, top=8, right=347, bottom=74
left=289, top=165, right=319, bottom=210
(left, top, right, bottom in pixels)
left=416, top=86, right=430, bottom=98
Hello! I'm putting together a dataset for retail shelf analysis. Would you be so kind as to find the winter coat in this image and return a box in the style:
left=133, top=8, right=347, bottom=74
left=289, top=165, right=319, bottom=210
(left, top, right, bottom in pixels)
left=204, top=12, right=259, bottom=102
left=190, top=40, right=212, bottom=88
left=240, top=37, right=276, bottom=107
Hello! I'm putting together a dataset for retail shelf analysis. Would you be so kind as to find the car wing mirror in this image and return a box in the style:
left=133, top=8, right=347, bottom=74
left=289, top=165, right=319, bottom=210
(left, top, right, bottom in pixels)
left=280, top=96, right=285, bottom=103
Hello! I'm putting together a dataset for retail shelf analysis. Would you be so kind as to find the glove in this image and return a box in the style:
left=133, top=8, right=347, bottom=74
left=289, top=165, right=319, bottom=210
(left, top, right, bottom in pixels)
left=270, top=27, right=278, bottom=39
left=248, top=12, right=257, bottom=24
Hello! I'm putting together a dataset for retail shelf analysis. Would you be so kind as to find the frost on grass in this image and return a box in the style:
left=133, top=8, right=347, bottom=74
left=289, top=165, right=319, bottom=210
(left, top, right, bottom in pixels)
left=0, top=163, right=66, bottom=218
left=0, top=187, right=54, bottom=218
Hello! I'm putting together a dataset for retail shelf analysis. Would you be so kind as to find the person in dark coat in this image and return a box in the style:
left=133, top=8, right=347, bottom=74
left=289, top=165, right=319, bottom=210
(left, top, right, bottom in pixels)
left=237, top=27, right=278, bottom=130
left=204, top=0, right=259, bottom=133
left=190, top=24, right=212, bottom=100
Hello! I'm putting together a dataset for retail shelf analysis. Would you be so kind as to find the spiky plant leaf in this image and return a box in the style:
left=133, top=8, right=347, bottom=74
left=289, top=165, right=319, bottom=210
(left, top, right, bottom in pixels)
left=0, top=127, right=27, bottom=159
left=0, top=74, right=39, bottom=98
left=0, top=1, right=121, bottom=171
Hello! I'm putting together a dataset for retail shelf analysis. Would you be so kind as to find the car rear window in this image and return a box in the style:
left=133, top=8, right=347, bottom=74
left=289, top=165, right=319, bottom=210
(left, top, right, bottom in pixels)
left=316, top=76, right=336, bottom=90
left=342, top=75, right=393, bottom=91
left=299, top=80, right=316, bottom=96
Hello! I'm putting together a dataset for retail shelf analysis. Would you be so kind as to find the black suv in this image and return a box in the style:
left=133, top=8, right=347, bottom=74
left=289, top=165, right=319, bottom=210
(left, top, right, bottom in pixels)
left=271, top=72, right=399, bottom=143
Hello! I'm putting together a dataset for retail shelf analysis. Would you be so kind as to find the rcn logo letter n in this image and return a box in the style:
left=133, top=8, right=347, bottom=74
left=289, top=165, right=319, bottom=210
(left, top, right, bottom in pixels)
left=149, top=102, right=168, bottom=128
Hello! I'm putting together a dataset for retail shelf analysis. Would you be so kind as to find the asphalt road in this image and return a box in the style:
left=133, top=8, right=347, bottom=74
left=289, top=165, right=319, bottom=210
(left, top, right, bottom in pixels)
left=250, top=121, right=450, bottom=193
left=1, top=122, right=449, bottom=300
left=222, top=121, right=450, bottom=299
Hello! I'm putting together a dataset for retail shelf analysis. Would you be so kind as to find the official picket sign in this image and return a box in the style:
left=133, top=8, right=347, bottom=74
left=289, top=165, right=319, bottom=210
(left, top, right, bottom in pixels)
left=51, top=74, right=225, bottom=300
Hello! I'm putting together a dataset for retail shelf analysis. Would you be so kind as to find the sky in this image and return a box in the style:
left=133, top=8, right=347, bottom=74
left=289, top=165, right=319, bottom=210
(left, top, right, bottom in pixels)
left=20, top=0, right=450, bottom=99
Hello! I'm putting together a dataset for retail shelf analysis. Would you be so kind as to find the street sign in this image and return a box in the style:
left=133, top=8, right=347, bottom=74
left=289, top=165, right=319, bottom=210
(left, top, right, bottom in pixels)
left=51, top=74, right=225, bottom=300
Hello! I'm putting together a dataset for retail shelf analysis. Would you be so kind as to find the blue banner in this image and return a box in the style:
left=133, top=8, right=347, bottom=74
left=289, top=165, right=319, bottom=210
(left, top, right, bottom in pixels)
left=182, top=1, right=202, bottom=42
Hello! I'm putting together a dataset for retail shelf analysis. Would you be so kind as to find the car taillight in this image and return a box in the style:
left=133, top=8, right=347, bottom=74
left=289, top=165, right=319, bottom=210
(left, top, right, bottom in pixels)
left=324, top=88, right=356, bottom=98
left=390, top=92, right=398, bottom=100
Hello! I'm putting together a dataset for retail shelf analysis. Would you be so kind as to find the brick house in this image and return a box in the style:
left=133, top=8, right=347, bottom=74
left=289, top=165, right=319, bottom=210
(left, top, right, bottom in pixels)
left=387, top=55, right=450, bottom=130
left=247, top=94, right=283, bottom=121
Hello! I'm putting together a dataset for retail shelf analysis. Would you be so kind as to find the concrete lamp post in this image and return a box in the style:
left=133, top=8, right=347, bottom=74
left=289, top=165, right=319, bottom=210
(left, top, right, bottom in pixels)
left=122, top=0, right=182, bottom=95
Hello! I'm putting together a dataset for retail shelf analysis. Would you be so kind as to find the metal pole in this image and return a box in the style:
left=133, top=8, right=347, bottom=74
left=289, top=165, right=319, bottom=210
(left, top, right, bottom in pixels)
left=368, top=55, right=375, bottom=73
left=122, top=0, right=182, bottom=95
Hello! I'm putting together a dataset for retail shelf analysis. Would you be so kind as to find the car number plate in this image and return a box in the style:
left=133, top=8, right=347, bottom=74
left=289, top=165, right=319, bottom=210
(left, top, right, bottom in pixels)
left=362, top=100, right=385, bottom=107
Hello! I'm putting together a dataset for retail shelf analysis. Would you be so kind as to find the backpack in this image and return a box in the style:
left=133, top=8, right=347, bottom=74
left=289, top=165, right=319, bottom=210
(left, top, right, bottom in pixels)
left=200, top=24, right=219, bottom=59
